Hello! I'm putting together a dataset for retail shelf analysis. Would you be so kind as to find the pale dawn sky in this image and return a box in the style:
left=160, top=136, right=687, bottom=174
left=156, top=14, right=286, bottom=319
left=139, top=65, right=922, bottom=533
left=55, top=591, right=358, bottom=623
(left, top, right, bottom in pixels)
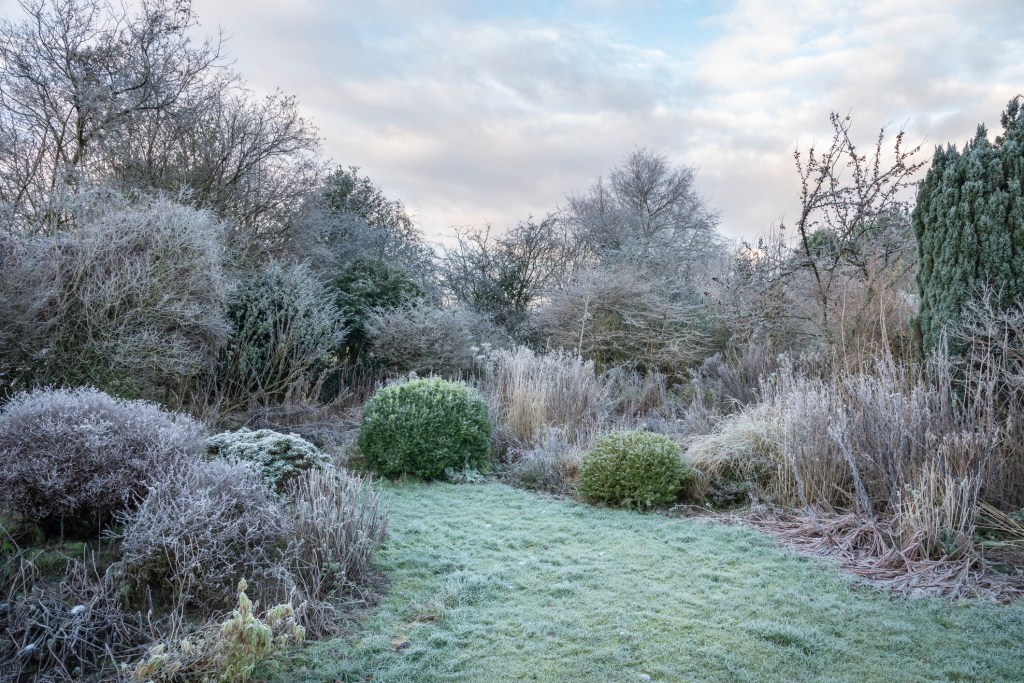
left=3, top=0, right=1022, bottom=243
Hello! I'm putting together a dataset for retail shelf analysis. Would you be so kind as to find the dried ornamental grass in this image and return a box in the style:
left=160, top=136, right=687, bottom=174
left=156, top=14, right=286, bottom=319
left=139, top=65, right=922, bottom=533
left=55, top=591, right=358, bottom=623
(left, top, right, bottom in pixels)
left=286, top=467, right=388, bottom=636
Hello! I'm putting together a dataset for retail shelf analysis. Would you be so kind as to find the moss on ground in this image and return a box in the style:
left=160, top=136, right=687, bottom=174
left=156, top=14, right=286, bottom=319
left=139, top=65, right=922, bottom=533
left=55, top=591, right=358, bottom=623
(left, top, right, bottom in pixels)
left=270, top=482, right=1024, bottom=683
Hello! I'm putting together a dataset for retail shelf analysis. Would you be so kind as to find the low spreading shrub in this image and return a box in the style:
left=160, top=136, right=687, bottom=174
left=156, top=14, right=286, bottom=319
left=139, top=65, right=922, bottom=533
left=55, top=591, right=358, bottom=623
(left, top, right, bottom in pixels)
left=578, top=431, right=690, bottom=509
left=358, top=378, right=492, bottom=479
left=117, top=460, right=293, bottom=611
left=0, top=387, right=203, bottom=536
left=206, top=428, right=331, bottom=492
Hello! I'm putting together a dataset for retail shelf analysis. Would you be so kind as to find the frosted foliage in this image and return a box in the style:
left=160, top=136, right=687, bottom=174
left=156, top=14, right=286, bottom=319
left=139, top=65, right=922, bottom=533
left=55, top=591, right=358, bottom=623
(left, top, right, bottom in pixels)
left=206, top=428, right=331, bottom=492
left=117, top=460, right=294, bottom=610
left=0, top=386, right=203, bottom=534
left=0, top=192, right=230, bottom=399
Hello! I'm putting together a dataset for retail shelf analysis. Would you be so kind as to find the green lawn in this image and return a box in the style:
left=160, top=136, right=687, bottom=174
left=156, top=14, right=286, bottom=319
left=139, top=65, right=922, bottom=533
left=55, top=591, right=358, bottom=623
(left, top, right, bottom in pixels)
left=272, top=482, right=1024, bottom=683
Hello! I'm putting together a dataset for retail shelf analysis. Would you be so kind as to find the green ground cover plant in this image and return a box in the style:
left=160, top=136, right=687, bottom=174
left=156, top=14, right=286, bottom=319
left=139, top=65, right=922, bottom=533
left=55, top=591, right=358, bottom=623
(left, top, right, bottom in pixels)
left=272, top=482, right=1024, bottom=683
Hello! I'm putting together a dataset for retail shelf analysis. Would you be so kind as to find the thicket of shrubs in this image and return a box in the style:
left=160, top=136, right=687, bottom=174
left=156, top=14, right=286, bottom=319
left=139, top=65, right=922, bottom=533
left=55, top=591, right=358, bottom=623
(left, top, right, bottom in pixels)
left=1, top=388, right=388, bottom=681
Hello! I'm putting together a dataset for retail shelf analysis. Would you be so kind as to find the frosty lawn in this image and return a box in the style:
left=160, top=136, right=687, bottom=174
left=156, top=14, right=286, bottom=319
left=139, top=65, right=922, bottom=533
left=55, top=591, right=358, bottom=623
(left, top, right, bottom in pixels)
left=272, top=482, right=1024, bottom=683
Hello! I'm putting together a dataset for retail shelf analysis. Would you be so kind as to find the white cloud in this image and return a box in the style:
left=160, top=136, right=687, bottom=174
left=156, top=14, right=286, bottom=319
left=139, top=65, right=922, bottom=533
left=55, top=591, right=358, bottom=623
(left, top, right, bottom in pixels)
left=4, top=0, right=1022, bottom=244
left=679, top=0, right=1024, bottom=240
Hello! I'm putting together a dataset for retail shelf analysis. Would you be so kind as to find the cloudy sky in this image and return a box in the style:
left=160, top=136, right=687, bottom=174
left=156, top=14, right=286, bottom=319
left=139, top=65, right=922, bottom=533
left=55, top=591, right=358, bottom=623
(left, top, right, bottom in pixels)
left=5, top=0, right=1023, bottom=243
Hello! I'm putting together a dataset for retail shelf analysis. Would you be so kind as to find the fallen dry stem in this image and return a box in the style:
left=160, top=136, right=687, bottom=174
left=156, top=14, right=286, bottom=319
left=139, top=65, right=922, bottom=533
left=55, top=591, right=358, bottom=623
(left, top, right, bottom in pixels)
left=743, top=507, right=1024, bottom=602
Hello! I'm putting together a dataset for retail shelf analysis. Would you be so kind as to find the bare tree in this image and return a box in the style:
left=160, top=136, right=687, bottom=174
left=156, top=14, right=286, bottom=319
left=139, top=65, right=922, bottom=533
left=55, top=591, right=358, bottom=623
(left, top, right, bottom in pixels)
left=720, top=114, right=926, bottom=360
left=0, top=0, right=321, bottom=252
left=565, top=147, right=724, bottom=283
left=441, top=214, right=578, bottom=336
left=789, top=113, right=924, bottom=333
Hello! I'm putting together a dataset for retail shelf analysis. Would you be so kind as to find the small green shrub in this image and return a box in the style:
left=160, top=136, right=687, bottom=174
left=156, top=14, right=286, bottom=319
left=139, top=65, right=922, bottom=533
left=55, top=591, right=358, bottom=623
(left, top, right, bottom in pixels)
left=578, top=431, right=690, bottom=508
left=206, top=428, right=331, bottom=492
left=358, top=378, right=492, bottom=479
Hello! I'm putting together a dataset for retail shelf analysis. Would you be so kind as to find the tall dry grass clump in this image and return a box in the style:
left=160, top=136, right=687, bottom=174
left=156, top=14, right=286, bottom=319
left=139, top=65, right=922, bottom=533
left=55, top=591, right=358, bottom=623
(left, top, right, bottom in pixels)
left=286, top=467, right=388, bottom=636
left=477, top=347, right=609, bottom=449
left=687, top=368, right=848, bottom=507
left=688, top=322, right=1024, bottom=596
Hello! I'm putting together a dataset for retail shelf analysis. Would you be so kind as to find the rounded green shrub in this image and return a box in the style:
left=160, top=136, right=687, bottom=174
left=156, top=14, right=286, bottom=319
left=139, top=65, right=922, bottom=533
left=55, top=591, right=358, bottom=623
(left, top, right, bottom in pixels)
left=358, top=378, right=492, bottom=479
left=205, top=428, right=331, bottom=492
left=578, top=431, right=690, bottom=509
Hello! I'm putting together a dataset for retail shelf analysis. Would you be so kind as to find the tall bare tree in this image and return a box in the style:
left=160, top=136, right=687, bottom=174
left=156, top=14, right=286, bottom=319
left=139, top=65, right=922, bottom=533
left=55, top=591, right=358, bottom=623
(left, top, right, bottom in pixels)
left=565, top=147, right=723, bottom=285
left=0, top=0, right=321, bottom=251
left=723, top=113, right=926, bottom=360
left=441, top=214, right=578, bottom=336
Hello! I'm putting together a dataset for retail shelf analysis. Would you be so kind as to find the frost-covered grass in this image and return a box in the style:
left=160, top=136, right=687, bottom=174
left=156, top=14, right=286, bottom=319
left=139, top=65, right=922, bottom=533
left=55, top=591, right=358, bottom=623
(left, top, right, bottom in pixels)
left=270, top=482, right=1024, bottom=683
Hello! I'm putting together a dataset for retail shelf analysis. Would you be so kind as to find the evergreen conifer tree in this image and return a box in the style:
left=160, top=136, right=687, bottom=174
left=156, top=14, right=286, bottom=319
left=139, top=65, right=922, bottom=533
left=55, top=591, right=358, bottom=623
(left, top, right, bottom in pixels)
left=913, top=97, right=1024, bottom=353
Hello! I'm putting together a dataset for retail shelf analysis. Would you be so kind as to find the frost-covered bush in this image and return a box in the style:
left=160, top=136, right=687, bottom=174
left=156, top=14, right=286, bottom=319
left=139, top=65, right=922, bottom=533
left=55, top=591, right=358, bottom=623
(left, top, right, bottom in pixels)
left=504, top=429, right=583, bottom=495
left=117, top=460, right=293, bottom=610
left=578, top=431, right=690, bottom=509
left=534, top=266, right=708, bottom=374
left=358, top=378, right=492, bottom=479
left=0, top=387, right=203, bottom=536
left=0, top=191, right=230, bottom=399
left=206, top=428, right=330, bottom=492
left=364, top=304, right=506, bottom=377
left=1, top=552, right=149, bottom=683
left=216, top=261, right=346, bottom=409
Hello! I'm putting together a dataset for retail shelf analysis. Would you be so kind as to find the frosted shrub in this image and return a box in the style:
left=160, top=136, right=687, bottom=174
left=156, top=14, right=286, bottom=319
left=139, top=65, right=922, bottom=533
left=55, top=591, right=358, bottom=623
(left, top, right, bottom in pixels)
left=504, top=428, right=583, bottom=495
left=216, top=261, right=345, bottom=410
left=1, top=553, right=148, bottom=682
left=0, top=387, right=203, bottom=536
left=579, top=431, right=691, bottom=509
left=364, top=304, right=505, bottom=377
left=117, top=460, right=293, bottom=611
left=358, top=378, right=492, bottom=479
left=534, top=266, right=708, bottom=374
left=0, top=191, right=230, bottom=400
left=206, top=428, right=330, bottom=492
